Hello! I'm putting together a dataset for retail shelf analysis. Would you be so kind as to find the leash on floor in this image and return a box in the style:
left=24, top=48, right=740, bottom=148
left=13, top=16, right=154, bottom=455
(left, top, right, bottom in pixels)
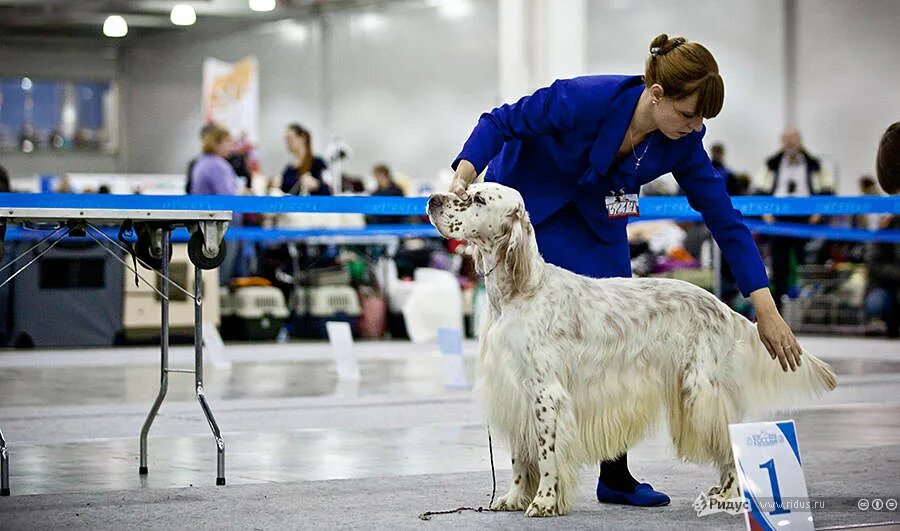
left=417, top=427, right=498, bottom=521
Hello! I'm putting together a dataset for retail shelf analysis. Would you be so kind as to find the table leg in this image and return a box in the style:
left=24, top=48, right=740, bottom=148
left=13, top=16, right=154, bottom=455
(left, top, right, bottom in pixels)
left=0, top=427, right=9, bottom=496
left=193, top=265, right=225, bottom=485
left=139, top=230, right=170, bottom=475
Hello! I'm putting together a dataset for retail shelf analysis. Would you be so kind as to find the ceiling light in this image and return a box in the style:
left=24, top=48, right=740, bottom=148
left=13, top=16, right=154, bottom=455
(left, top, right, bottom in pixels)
left=427, top=0, right=473, bottom=19
left=170, top=4, right=197, bottom=26
left=439, top=1, right=473, bottom=19
left=278, top=20, right=308, bottom=42
left=249, top=0, right=276, bottom=12
left=359, top=13, right=385, bottom=32
left=103, top=15, right=128, bottom=38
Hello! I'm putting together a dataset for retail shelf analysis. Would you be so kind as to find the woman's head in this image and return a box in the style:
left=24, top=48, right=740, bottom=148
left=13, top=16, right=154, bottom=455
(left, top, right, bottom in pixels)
left=644, top=34, right=724, bottom=140
left=285, top=123, right=313, bottom=174
left=285, top=123, right=311, bottom=157
left=202, top=124, right=231, bottom=157
left=877, top=122, right=900, bottom=194
left=373, top=163, right=391, bottom=187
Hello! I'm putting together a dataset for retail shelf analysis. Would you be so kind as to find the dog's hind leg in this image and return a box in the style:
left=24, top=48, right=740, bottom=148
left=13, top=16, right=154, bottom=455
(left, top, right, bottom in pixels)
left=491, top=441, right=538, bottom=511
left=709, top=465, right=739, bottom=500
left=525, top=382, right=578, bottom=517
left=668, top=356, right=743, bottom=500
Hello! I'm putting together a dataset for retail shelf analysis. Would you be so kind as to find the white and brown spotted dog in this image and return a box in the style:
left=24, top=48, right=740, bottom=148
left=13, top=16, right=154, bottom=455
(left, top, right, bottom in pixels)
left=427, top=182, right=837, bottom=517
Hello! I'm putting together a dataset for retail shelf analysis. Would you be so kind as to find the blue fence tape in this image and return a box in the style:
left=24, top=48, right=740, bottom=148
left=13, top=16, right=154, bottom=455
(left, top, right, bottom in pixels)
left=2, top=193, right=899, bottom=244
left=5, top=221, right=899, bottom=244
left=743, top=220, right=900, bottom=243
left=4, top=224, right=441, bottom=243
left=1, top=192, right=899, bottom=216
left=0, top=193, right=424, bottom=215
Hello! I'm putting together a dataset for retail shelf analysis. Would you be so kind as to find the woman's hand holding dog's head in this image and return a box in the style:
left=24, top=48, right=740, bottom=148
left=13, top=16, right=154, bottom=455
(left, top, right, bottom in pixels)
left=451, top=159, right=477, bottom=200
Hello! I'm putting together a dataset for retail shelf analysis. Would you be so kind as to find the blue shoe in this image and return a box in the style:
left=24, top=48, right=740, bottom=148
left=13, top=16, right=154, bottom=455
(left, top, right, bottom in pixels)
left=596, top=478, right=671, bottom=507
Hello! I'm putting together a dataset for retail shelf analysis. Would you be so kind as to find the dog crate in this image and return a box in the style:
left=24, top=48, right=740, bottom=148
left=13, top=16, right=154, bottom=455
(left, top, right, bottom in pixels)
left=122, top=243, right=219, bottom=340
left=781, top=265, right=866, bottom=334
left=290, top=285, right=361, bottom=338
left=220, top=285, right=289, bottom=341
left=9, top=240, right=124, bottom=347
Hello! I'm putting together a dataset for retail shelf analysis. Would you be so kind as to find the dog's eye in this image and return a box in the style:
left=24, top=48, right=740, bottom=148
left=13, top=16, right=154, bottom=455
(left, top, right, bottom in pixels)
left=473, top=195, right=487, bottom=206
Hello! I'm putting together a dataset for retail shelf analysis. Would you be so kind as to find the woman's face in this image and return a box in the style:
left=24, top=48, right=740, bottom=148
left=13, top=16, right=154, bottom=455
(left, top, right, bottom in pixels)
left=215, top=136, right=232, bottom=158
left=285, top=129, right=307, bottom=157
left=651, top=88, right=705, bottom=140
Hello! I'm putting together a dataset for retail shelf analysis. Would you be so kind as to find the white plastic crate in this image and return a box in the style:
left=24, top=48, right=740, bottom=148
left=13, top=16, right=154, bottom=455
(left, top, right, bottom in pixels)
left=226, top=286, right=289, bottom=320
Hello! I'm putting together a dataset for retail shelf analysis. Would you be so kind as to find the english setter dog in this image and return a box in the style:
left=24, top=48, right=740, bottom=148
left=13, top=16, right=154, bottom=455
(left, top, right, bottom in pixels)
left=427, top=182, right=837, bottom=517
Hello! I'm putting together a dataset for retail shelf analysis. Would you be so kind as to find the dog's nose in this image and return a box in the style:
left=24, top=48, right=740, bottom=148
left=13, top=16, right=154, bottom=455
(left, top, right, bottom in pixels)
left=427, top=195, right=443, bottom=210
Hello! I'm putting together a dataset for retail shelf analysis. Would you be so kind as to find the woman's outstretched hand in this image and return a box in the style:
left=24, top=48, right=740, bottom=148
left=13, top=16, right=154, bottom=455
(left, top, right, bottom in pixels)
left=750, top=288, right=802, bottom=371
left=450, top=160, right=477, bottom=200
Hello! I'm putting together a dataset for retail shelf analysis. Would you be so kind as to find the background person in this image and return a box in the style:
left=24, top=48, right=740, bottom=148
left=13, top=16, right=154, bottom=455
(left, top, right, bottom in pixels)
left=280, top=123, right=331, bottom=196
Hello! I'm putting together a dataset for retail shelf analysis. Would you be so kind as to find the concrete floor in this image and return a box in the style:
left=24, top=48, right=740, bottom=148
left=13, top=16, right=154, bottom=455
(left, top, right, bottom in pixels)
left=0, top=336, right=898, bottom=529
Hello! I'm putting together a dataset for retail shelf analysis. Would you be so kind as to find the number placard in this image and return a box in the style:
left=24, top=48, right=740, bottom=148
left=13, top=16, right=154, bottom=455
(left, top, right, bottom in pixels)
left=729, top=420, right=815, bottom=530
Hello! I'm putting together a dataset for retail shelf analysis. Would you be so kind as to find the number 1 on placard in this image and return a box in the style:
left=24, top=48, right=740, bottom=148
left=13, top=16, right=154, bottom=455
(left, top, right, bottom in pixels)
left=760, top=458, right=791, bottom=516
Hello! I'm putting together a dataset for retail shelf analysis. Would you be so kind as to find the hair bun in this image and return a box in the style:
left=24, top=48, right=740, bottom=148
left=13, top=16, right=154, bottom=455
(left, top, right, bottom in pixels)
left=649, top=34, right=686, bottom=56
left=650, top=34, right=669, bottom=51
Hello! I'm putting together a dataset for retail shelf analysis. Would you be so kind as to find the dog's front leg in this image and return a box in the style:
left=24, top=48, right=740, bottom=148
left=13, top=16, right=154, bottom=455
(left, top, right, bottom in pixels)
left=526, top=385, right=564, bottom=517
left=491, top=442, right=538, bottom=511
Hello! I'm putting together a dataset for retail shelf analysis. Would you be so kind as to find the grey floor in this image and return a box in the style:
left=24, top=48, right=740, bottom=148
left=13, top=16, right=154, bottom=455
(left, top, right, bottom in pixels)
left=0, top=336, right=898, bottom=530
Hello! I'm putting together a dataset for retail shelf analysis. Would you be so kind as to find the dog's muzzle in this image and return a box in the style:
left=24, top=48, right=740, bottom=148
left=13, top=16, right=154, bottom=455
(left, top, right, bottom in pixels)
left=426, top=194, right=444, bottom=215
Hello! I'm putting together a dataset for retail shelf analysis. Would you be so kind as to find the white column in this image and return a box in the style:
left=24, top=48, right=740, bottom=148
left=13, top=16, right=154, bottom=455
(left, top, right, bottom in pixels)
left=498, top=0, right=587, bottom=102
left=498, top=0, right=532, bottom=102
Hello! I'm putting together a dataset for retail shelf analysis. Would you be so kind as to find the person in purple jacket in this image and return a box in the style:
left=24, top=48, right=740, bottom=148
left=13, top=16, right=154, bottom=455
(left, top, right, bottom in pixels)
left=190, top=124, right=240, bottom=197
left=450, top=34, right=803, bottom=507
left=189, top=124, right=242, bottom=283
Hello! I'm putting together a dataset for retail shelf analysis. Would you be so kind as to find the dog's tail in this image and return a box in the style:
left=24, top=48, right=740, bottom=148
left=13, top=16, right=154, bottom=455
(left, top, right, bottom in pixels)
left=736, top=318, right=837, bottom=413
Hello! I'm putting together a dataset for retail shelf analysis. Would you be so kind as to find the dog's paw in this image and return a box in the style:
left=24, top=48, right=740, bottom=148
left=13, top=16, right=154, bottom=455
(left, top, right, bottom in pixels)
left=525, top=486, right=560, bottom=518
left=706, top=472, right=739, bottom=499
left=706, top=484, right=722, bottom=496
left=491, top=490, right=530, bottom=512
left=525, top=497, right=559, bottom=517
left=705, top=484, right=739, bottom=500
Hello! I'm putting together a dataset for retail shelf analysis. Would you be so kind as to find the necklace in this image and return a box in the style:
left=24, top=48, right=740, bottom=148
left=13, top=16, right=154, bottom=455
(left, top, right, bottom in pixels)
left=629, top=127, right=652, bottom=171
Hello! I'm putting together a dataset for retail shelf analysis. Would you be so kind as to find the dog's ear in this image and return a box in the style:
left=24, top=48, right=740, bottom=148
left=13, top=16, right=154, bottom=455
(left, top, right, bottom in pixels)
left=501, top=204, right=532, bottom=295
left=469, top=244, right=486, bottom=275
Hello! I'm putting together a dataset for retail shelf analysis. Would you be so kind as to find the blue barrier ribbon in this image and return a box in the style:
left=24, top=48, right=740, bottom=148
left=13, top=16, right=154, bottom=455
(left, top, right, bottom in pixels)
left=1, top=193, right=899, bottom=216
left=3, top=224, right=441, bottom=243
left=0, top=193, right=423, bottom=215
left=5, top=222, right=899, bottom=243
left=743, top=220, right=900, bottom=243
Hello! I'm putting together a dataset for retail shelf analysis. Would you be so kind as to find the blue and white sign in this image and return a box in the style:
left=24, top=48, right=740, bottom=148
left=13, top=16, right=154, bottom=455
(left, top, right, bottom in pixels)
left=729, top=420, right=815, bottom=531
left=437, top=327, right=467, bottom=389
left=326, top=321, right=359, bottom=382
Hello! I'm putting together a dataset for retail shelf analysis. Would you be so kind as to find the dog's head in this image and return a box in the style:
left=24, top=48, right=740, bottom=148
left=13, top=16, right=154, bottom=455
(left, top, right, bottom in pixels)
left=426, top=182, right=528, bottom=243
left=427, top=182, right=536, bottom=297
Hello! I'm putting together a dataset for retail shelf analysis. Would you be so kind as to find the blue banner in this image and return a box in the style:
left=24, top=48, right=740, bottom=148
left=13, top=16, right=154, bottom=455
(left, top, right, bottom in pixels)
left=5, top=222, right=899, bottom=243
left=1, top=192, right=898, bottom=216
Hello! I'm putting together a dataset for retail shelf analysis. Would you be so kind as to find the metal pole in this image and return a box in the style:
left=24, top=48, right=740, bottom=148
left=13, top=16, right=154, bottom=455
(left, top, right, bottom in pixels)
left=139, top=230, right=170, bottom=475
left=194, top=265, right=225, bottom=485
left=0, top=427, right=9, bottom=496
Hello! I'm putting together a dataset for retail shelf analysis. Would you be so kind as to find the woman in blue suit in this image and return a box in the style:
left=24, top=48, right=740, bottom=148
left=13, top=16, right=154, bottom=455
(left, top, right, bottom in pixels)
left=450, top=34, right=803, bottom=507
